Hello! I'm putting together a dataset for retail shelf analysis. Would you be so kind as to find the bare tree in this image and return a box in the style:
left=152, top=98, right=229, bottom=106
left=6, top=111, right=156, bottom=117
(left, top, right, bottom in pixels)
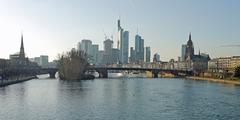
left=57, top=49, right=90, bottom=80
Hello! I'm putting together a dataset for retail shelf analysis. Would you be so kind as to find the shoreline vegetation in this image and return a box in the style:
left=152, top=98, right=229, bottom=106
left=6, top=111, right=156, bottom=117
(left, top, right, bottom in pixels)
left=57, top=49, right=95, bottom=80
left=186, top=76, right=240, bottom=85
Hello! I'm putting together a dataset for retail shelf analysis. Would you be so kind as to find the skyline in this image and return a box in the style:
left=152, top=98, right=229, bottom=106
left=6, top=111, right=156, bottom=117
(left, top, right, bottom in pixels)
left=0, top=0, right=240, bottom=61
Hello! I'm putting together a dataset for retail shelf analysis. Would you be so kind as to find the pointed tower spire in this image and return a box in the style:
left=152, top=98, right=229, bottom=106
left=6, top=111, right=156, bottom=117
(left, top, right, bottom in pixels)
left=19, top=33, right=25, bottom=59
left=189, top=32, right=192, bottom=41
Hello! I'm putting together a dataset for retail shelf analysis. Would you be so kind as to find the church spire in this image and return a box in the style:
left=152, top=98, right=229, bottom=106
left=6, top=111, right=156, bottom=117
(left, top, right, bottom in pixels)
left=189, top=32, right=191, bottom=41
left=19, top=33, right=25, bottom=59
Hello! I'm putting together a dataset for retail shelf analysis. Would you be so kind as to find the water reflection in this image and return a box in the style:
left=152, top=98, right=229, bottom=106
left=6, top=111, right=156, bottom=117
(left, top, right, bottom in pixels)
left=0, top=78, right=240, bottom=120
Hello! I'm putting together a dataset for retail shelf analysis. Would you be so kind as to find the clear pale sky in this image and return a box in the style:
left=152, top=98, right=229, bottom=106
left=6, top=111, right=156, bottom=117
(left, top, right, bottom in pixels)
left=0, top=0, right=239, bottom=61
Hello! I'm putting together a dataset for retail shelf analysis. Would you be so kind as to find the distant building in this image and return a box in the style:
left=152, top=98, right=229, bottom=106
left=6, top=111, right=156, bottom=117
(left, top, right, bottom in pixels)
left=130, top=47, right=135, bottom=63
left=145, top=47, right=151, bottom=63
left=8, top=33, right=40, bottom=71
left=190, top=53, right=210, bottom=75
left=118, top=19, right=129, bottom=64
left=9, top=33, right=28, bottom=65
left=135, top=34, right=144, bottom=63
left=112, top=48, right=120, bottom=64
left=230, top=56, right=240, bottom=70
left=104, top=39, right=113, bottom=55
left=34, top=57, right=40, bottom=65
left=181, top=44, right=187, bottom=61
left=92, top=44, right=99, bottom=64
left=208, top=56, right=240, bottom=72
left=80, top=39, right=92, bottom=56
left=77, top=42, right=81, bottom=51
left=185, top=33, right=194, bottom=61
left=153, top=53, right=160, bottom=62
left=97, top=50, right=104, bottom=65
left=40, top=55, right=49, bottom=68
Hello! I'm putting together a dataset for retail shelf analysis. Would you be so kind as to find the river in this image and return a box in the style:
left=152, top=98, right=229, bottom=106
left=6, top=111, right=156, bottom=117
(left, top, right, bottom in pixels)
left=0, top=77, right=240, bottom=120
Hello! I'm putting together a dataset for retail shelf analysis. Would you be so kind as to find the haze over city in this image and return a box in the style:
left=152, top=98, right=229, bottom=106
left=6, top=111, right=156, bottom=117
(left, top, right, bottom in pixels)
left=0, top=0, right=239, bottom=61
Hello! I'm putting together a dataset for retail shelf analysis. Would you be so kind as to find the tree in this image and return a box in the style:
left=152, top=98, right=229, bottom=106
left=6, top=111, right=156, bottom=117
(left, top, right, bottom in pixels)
left=57, top=49, right=90, bottom=80
left=234, top=66, right=240, bottom=78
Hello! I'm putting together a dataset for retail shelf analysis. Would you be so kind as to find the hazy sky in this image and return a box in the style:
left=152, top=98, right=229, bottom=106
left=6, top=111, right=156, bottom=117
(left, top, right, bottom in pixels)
left=0, top=0, right=239, bottom=61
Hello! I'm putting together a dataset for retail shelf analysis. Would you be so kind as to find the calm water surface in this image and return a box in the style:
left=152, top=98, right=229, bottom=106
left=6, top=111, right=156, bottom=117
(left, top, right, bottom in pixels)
left=0, top=78, right=240, bottom=120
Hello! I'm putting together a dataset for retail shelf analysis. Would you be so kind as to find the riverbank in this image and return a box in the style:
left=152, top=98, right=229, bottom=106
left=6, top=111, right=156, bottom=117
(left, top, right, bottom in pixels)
left=186, top=76, right=240, bottom=85
left=0, top=76, right=37, bottom=87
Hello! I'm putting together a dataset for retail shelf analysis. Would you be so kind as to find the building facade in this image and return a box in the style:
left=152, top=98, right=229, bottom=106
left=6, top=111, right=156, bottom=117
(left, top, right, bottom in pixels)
left=135, top=34, right=144, bottom=63
left=145, top=47, right=151, bottom=63
left=118, top=19, right=129, bottom=64
left=181, top=44, right=187, bottom=61
left=92, top=44, right=99, bottom=64
left=40, top=55, right=49, bottom=68
left=80, top=39, right=92, bottom=56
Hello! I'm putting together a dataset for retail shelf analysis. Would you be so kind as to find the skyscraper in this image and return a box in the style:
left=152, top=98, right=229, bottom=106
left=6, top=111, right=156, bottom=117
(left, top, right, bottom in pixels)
left=104, top=39, right=114, bottom=64
left=135, top=34, right=144, bottom=63
left=145, top=47, right=151, bottom=63
left=181, top=44, right=187, bottom=61
left=40, top=55, right=49, bottom=68
left=130, top=47, right=135, bottom=63
left=104, top=39, right=113, bottom=55
left=92, top=44, right=99, bottom=64
left=120, top=31, right=129, bottom=64
left=80, top=39, right=92, bottom=56
left=118, top=19, right=129, bottom=64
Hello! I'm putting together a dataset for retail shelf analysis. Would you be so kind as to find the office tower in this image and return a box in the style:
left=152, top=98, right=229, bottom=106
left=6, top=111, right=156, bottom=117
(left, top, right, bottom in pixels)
left=118, top=19, right=129, bottom=64
left=135, top=34, right=144, bottom=63
left=104, top=39, right=114, bottom=64
left=40, top=55, right=49, bottom=68
left=80, top=39, right=93, bottom=56
left=145, top=47, right=151, bottom=62
left=130, top=47, right=135, bottom=63
left=181, top=44, right=187, bottom=61
left=92, top=44, right=99, bottom=64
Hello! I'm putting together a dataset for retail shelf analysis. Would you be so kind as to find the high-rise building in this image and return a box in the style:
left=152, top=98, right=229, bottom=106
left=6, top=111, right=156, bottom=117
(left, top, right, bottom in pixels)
left=80, top=39, right=92, bottom=56
left=97, top=50, right=104, bottom=65
left=104, top=39, right=114, bottom=64
left=77, top=42, right=81, bottom=51
left=40, top=55, right=49, bottom=68
left=118, top=19, right=129, bottom=64
left=153, top=53, right=160, bottom=62
left=135, top=34, right=144, bottom=63
left=120, top=31, right=129, bottom=64
left=92, top=44, right=99, bottom=64
left=130, top=47, right=135, bottom=63
left=112, top=48, right=120, bottom=64
left=181, top=44, right=187, bottom=61
left=104, top=39, right=113, bottom=55
left=145, top=47, right=151, bottom=63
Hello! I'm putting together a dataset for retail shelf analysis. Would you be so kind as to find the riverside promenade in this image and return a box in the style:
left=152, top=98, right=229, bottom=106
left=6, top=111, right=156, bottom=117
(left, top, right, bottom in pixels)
left=186, top=76, right=240, bottom=85
left=0, top=76, right=37, bottom=87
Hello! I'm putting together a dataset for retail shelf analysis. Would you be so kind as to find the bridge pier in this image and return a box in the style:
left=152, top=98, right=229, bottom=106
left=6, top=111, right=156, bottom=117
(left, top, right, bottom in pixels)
left=98, top=69, right=108, bottom=78
left=152, top=70, right=159, bottom=78
left=49, top=71, right=57, bottom=78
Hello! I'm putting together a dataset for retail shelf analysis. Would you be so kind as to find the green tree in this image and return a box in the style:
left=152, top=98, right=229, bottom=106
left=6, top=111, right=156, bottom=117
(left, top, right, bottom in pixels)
left=57, top=49, right=89, bottom=80
left=234, top=66, right=240, bottom=78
